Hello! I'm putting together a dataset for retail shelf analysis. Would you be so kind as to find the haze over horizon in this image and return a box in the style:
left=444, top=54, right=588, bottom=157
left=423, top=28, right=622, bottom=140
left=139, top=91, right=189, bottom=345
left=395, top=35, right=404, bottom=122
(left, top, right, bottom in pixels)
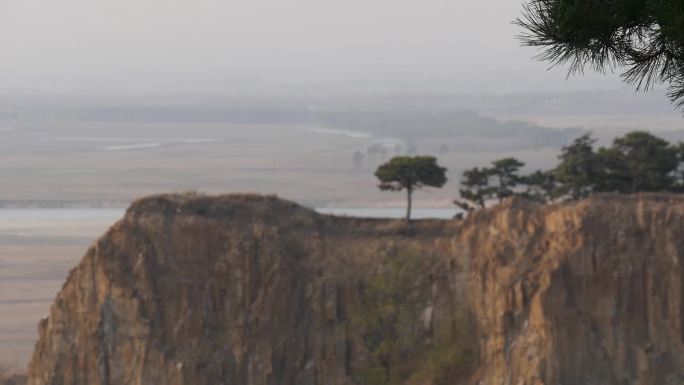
left=0, top=0, right=661, bottom=96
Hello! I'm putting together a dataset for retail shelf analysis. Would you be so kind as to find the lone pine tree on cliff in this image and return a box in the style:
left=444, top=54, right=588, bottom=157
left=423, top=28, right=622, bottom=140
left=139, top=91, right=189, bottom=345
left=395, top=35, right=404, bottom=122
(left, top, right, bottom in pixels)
left=375, top=156, right=447, bottom=221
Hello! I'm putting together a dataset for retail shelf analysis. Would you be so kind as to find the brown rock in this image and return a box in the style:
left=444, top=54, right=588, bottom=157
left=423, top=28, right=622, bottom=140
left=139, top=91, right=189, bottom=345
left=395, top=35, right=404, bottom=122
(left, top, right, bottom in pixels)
left=26, top=193, right=684, bottom=385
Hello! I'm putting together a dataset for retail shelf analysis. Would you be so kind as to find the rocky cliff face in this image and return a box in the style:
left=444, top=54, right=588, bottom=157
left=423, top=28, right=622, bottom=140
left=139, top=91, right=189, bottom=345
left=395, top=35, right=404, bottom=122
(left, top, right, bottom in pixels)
left=26, top=193, right=684, bottom=385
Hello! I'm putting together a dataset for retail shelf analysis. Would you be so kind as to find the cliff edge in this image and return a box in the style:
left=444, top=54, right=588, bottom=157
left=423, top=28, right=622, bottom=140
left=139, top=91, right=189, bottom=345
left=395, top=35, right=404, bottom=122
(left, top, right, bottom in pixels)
left=26, top=193, right=684, bottom=385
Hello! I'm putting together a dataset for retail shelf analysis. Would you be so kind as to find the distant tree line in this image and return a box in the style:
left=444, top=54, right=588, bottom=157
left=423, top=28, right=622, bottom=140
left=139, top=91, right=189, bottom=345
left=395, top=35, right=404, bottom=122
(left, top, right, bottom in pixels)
left=328, top=110, right=580, bottom=148
left=373, top=131, right=684, bottom=220
left=455, top=131, right=684, bottom=211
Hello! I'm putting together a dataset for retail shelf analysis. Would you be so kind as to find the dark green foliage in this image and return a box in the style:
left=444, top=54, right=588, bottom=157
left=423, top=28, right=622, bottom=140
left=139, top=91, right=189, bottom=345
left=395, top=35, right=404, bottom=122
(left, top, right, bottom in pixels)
left=375, top=156, right=447, bottom=192
left=456, top=158, right=534, bottom=210
left=375, top=156, right=448, bottom=221
left=460, top=131, right=684, bottom=207
left=554, top=134, right=603, bottom=200
left=602, top=131, right=679, bottom=193
left=555, top=131, right=680, bottom=197
left=519, top=170, right=557, bottom=202
left=516, top=0, right=684, bottom=109
left=490, top=157, right=525, bottom=202
left=676, top=142, right=684, bottom=186
left=455, top=167, right=494, bottom=211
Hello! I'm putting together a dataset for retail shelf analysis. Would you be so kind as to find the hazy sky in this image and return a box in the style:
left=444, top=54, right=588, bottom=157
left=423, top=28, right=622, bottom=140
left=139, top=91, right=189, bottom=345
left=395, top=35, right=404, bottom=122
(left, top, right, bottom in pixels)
left=0, top=0, right=632, bottom=95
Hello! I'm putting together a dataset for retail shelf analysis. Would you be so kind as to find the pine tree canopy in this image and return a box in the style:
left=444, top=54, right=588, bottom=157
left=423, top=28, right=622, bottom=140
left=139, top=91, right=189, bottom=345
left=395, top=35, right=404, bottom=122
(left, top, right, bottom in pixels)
left=516, top=0, right=684, bottom=108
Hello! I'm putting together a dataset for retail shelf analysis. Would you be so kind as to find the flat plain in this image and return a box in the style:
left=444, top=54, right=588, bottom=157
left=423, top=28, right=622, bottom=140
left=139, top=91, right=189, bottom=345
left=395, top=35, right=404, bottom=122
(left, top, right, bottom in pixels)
left=0, top=209, right=123, bottom=368
left=0, top=119, right=563, bottom=208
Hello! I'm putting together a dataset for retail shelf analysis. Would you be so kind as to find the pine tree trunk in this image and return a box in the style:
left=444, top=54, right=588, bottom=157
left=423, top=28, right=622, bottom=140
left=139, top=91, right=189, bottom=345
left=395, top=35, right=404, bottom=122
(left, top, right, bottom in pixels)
left=405, top=187, right=412, bottom=221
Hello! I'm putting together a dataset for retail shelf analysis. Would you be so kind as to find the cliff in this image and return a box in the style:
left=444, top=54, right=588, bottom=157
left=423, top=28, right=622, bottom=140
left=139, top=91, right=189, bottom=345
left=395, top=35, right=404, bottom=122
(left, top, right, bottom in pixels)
left=25, top=193, right=684, bottom=385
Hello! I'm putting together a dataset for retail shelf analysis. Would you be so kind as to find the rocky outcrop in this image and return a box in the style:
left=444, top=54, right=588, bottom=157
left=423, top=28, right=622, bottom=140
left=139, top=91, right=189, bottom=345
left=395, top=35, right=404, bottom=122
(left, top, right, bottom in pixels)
left=26, top=193, right=684, bottom=385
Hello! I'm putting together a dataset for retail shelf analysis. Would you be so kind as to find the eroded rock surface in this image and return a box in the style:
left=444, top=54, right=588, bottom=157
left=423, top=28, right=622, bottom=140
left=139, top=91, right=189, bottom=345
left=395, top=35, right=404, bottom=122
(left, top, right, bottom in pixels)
left=26, top=193, right=684, bottom=385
